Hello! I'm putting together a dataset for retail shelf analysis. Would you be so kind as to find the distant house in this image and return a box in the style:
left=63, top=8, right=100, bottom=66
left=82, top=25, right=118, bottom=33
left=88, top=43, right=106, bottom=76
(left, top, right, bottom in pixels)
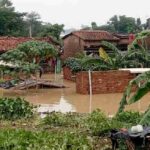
left=0, top=36, right=61, bottom=54
left=113, top=33, right=131, bottom=51
left=62, top=30, right=130, bottom=60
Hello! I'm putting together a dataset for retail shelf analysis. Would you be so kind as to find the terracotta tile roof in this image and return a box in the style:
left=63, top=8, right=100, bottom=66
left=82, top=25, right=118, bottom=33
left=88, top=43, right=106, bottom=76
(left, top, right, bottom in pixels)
left=113, top=33, right=129, bottom=39
left=63, top=30, right=119, bottom=41
left=0, top=37, right=60, bottom=52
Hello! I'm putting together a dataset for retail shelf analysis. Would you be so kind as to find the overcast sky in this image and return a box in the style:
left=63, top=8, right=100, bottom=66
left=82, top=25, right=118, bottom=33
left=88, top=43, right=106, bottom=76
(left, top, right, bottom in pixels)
left=12, top=0, right=150, bottom=29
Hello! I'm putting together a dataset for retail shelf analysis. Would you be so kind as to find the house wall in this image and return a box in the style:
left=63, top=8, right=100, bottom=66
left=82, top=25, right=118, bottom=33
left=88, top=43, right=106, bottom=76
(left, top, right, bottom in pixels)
left=76, top=71, right=136, bottom=94
left=62, top=35, right=84, bottom=60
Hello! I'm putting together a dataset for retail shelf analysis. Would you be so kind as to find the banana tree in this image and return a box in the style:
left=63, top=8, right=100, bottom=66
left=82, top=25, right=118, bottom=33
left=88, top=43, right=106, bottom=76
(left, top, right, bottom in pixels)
left=101, top=32, right=150, bottom=68
left=100, top=41, right=123, bottom=69
left=117, top=71, right=150, bottom=125
left=117, top=71, right=150, bottom=114
left=128, top=30, right=150, bottom=51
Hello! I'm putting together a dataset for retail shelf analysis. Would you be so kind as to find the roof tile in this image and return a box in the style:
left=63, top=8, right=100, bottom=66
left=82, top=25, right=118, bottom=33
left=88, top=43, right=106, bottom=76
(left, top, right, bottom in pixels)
left=0, top=37, right=59, bottom=52
left=64, top=30, right=119, bottom=41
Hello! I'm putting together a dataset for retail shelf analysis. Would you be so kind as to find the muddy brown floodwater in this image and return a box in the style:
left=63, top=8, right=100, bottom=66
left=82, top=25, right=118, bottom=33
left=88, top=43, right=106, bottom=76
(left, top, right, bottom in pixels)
left=0, top=73, right=150, bottom=116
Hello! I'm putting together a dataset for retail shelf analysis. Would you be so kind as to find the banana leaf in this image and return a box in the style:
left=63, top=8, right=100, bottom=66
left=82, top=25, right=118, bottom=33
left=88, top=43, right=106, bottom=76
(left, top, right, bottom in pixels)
left=129, top=81, right=150, bottom=104
left=139, top=107, right=150, bottom=125
left=117, top=71, right=150, bottom=114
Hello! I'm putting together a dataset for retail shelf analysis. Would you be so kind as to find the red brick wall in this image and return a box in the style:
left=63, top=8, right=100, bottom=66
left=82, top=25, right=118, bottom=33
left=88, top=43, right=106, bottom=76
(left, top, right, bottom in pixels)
left=76, top=71, right=136, bottom=94
left=62, top=35, right=84, bottom=60
left=63, top=67, right=76, bottom=82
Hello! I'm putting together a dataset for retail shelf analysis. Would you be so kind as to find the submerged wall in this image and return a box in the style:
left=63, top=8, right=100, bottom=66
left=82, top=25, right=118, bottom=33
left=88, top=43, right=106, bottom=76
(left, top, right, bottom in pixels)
left=76, top=71, right=136, bottom=94
left=63, top=67, right=76, bottom=82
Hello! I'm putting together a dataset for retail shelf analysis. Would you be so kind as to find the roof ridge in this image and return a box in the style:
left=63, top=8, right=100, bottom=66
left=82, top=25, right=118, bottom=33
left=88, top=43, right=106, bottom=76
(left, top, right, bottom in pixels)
left=73, top=30, right=109, bottom=33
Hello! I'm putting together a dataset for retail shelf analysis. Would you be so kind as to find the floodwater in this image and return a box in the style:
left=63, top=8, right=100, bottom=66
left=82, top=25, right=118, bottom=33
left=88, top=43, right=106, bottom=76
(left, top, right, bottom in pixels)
left=0, top=73, right=150, bottom=116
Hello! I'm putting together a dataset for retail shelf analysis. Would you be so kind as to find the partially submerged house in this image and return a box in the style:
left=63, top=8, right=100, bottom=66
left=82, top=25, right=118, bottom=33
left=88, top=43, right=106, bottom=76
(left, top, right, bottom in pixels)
left=62, top=30, right=131, bottom=60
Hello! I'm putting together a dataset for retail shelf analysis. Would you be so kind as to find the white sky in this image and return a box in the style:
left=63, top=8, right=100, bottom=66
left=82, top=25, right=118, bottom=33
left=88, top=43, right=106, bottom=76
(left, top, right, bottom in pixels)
left=12, top=0, right=150, bottom=29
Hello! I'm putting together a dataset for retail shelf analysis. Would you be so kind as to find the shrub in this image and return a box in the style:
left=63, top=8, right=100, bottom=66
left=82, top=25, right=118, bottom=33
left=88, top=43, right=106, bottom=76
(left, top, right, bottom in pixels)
left=63, top=57, right=82, bottom=73
left=42, top=112, right=86, bottom=128
left=0, top=97, right=35, bottom=120
left=86, top=109, right=110, bottom=135
left=64, top=57, right=111, bottom=73
left=115, top=111, right=142, bottom=125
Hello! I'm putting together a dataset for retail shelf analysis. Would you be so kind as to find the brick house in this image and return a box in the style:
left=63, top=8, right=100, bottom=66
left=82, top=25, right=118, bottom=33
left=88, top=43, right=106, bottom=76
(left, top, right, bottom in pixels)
left=0, top=36, right=60, bottom=54
left=62, top=30, right=130, bottom=60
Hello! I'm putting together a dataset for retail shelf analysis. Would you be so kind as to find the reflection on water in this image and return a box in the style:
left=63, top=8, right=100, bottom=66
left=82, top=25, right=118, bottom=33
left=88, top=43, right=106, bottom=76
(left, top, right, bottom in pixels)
left=37, top=95, right=76, bottom=114
left=1, top=73, right=150, bottom=115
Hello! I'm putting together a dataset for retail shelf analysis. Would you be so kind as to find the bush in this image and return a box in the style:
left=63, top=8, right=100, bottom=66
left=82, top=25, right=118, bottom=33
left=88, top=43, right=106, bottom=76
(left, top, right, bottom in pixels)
left=0, top=97, right=35, bottom=120
left=63, top=57, right=82, bottom=73
left=86, top=109, right=110, bottom=135
left=43, top=112, right=86, bottom=128
left=115, top=111, right=142, bottom=125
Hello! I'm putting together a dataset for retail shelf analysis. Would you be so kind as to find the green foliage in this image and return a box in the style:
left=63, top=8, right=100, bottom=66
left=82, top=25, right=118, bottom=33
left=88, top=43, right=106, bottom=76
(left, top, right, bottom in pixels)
left=0, top=49, right=27, bottom=63
left=0, top=9, right=26, bottom=36
left=101, top=41, right=121, bottom=56
left=109, top=15, right=142, bottom=33
left=17, top=40, right=57, bottom=62
left=81, top=58, right=110, bottom=71
left=64, top=57, right=110, bottom=73
left=0, top=78, right=5, bottom=83
left=139, top=106, right=150, bottom=125
left=0, top=109, right=144, bottom=149
left=64, top=57, right=82, bottom=73
left=0, top=0, right=64, bottom=37
left=89, top=15, right=143, bottom=33
left=25, top=11, right=42, bottom=37
left=96, top=24, right=115, bottom=33
left=86, top=109, right=110, bottom=135
left=0, top=0, right=14, bottom=11
left=0, top=129, right=92, bottom=150
left=0, top=97, right=35, bottom=120
left=0, top=40, right=57, bottom=78
left=42, top=112, right=86, bottom=128
left=74, top=52, right=86, bottom=59
left=115, top=111, right=142, bottom=125
left=118, top=71, right=150, bottom=113
left=40, top=23, right=64, bottom=41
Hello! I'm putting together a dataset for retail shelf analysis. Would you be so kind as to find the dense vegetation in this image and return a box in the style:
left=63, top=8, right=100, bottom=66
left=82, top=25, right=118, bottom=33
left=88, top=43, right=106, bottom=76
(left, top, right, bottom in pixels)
left=0, top=0, right=64, bottom=40
left=0, top=97, right=35, bottom=120
left=0, top=40, right=57, bottom=79
left=0, top=97, right=146, bottom=150
left=0, top=96, right=149, bottom=149
left=89, top=15, right=143, bottom=33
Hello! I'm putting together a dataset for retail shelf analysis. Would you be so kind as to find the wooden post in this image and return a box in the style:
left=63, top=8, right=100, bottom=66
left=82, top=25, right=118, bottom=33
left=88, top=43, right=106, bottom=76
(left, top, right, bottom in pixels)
left=88, top=70, right=92, bottom=113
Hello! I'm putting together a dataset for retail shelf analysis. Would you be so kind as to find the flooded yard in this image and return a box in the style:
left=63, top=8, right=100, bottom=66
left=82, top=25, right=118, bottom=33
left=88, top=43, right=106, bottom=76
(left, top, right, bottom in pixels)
left=0, top=73, right=150, bottom=115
